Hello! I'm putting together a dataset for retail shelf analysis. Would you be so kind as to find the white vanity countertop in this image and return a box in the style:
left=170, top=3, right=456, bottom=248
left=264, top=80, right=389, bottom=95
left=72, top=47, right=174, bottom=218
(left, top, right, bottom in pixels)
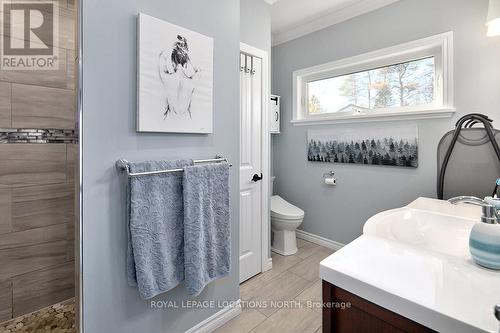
left=320, top=235, right=500, bottom=333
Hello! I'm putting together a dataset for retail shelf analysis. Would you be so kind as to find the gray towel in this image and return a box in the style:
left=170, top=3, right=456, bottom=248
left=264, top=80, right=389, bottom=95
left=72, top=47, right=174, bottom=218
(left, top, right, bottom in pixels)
left=183, top=163, right=231, bottom=296
left=127, top=159, right=193, bottom=299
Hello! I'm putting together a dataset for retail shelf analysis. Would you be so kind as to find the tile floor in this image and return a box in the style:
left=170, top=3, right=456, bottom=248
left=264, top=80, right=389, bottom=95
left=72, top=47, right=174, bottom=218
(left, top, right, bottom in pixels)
left=216, top=239, right=334, bottom=333
left=0, top=299, right=75, bottom=333
left=0, top=241, right=331, bottom=333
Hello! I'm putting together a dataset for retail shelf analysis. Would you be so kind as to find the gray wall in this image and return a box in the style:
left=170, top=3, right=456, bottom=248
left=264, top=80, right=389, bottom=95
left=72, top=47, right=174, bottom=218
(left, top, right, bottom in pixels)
left=272, top=0, right=500, bottom=245
left=82, top=0, right=240, bottom=332
left=240, top=0, right=271, bottom=54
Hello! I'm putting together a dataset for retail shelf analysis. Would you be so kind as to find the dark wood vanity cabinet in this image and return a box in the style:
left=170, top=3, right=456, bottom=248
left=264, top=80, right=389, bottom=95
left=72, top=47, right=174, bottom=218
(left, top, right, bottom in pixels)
left=322, top=281, right=437, bottom=333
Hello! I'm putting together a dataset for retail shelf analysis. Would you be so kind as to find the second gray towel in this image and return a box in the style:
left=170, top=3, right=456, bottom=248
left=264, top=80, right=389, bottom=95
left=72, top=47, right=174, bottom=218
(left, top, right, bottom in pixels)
left=183, top=163, right=231, bottom=296
left=127, top=159, right=193, bottom=299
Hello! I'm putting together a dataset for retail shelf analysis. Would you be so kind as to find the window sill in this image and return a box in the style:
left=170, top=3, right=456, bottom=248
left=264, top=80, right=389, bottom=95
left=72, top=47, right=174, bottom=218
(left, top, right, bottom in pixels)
left=290, top=107, right=456, bottom=126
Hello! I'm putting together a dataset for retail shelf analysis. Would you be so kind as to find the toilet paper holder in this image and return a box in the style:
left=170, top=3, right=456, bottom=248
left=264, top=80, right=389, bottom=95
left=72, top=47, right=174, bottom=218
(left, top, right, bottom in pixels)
left=323, top=171, right=337, bottom=186
left=323, top=171, right=335, bottom=178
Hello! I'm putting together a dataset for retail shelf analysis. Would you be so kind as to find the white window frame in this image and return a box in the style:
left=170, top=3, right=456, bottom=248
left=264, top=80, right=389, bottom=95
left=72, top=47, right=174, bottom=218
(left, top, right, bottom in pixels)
left=292, top=32, right=455, bottom=126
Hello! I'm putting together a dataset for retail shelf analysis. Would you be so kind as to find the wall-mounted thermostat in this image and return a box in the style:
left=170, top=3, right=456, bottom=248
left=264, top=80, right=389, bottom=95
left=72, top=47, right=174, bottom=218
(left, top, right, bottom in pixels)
left=270, top=95, right=280, bottom=134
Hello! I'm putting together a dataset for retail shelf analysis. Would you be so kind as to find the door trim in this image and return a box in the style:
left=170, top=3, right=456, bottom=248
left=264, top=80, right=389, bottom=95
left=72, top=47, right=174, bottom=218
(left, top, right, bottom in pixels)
left=239, top=42, right=271, bottom=273
left=77, top=0, right=84, bottom=331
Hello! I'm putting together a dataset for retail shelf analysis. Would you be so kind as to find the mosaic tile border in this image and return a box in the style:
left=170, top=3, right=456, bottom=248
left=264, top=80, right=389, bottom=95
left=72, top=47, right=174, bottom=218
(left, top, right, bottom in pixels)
left=0, top=129, right=78, bottom=144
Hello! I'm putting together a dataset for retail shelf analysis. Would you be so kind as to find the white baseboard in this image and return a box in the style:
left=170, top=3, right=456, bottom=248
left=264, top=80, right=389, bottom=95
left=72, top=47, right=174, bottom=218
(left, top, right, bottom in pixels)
left=185, top=299, right=242, bottom=333
left=262, top=257, right=273, bottom=272
left=296, top=230, right=345, bottom=251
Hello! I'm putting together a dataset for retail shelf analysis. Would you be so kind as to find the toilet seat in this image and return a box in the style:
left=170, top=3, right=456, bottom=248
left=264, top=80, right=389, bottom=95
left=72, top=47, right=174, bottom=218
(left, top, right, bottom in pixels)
left=271, top=195, right=304, bottom=220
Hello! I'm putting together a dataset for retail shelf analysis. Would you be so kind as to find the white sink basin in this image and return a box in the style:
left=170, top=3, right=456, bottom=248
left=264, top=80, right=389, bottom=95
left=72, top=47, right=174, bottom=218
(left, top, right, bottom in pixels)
left=320, top=197, right=500, bottom=333
left=363, top=197, right=482, bottom=257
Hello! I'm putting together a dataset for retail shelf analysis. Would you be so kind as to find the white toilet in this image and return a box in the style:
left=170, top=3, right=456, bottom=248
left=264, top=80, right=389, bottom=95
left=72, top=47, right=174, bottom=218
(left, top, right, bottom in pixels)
left=271, top=195, right=305, bottom=256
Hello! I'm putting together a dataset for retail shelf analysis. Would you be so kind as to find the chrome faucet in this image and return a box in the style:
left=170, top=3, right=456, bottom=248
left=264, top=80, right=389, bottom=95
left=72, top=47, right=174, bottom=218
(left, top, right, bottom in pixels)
left=448, top=196, right=498, bottom=224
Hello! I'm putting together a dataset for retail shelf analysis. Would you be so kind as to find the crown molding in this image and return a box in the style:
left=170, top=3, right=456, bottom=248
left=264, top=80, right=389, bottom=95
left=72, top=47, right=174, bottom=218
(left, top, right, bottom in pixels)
left=272, top=0, right=400, bottom=46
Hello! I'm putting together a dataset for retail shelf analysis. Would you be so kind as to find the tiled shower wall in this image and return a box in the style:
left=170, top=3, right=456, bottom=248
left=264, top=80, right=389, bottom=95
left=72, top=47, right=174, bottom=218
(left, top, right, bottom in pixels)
left=0, top=0, right=77, bottom=321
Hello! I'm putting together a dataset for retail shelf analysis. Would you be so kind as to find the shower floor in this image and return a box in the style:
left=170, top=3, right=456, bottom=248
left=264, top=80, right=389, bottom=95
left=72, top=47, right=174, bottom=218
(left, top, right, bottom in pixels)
left=0, top=298, right=75, bottom=333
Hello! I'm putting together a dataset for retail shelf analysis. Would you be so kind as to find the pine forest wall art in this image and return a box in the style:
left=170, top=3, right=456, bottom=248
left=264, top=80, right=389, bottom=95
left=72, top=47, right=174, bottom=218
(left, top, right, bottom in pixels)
left=307, top=125, right=418, bottom=168
left=137, top=13, right=214, bottom=133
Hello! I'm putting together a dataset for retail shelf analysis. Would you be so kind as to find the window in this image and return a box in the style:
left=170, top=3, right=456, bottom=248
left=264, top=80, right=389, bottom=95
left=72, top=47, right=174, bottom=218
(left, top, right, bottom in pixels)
left=293, top=32, right=455, bottom=125
left=307, top=57, right=435, bottom=114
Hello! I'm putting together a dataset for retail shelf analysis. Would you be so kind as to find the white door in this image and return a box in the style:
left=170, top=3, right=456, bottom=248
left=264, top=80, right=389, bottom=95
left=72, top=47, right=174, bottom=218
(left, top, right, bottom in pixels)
left=239, top=53, right=263, bottom=283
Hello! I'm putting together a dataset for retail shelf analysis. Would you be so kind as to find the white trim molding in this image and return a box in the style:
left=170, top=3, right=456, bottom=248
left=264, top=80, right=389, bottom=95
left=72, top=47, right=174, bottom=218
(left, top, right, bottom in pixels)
left=262, top=257, right=273, bottom=272
left=272, top=0, right=400, bottom=46
left=296, top=229, right=345, bottom=251
left=291, top=107, right=456, bottom=126
left=185, top=300, right=242, bottom=333
left=292, top=31, right=455, bottom=126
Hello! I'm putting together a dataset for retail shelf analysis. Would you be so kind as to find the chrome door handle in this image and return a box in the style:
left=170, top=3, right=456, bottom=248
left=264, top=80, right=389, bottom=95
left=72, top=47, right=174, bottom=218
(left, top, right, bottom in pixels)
left=252, top=173, right=263, bottom=182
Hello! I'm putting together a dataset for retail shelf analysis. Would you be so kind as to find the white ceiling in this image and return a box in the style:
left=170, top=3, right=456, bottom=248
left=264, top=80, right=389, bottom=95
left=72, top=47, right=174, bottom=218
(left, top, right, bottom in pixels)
left=266, top=0, right=400, bottom=45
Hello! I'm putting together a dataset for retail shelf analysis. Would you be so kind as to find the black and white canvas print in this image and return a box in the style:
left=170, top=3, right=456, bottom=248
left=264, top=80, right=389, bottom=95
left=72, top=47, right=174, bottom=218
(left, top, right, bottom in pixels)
left=307, top=125, right=418, bottom=168
left=137, top=13, right=213, bottom=133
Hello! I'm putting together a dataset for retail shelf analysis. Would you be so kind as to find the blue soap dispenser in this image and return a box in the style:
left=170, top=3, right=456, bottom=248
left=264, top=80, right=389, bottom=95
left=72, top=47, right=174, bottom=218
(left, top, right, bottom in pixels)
left=469, top=197, right=500, bottom=270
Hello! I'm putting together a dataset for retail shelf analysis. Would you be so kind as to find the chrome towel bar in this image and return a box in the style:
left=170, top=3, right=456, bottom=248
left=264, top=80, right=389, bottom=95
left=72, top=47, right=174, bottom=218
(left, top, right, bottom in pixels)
left=116, top=155, right=232, bottom=178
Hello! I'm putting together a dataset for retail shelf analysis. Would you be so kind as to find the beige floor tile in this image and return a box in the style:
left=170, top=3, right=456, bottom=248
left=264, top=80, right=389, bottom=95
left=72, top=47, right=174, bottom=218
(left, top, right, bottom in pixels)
left=239, top=242, right=332, bottom=329
left=258, top=253, right=303, bottom=283
left=215, top=308, right=266, bottom=333
left=295, top=280, right=322, bottom=302
left=251, top=308, right=321, bottom=333
left=240, top=274, right=267, bottom=301
left=288, top=250, right=332, bottom=282
left=247, top=271, right=311, bottom=317
left=296, top=243, right=323, bottom=260
left=295, top=280, right=323, bottom=313
left=297, top=238, right=313, bottom=249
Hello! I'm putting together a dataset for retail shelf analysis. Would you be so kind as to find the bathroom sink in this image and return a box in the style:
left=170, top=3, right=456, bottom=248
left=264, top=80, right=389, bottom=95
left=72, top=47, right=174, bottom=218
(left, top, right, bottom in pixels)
left=363, top=197, right=482, bottom=258
left=321, top=197, right=499, bottom=333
